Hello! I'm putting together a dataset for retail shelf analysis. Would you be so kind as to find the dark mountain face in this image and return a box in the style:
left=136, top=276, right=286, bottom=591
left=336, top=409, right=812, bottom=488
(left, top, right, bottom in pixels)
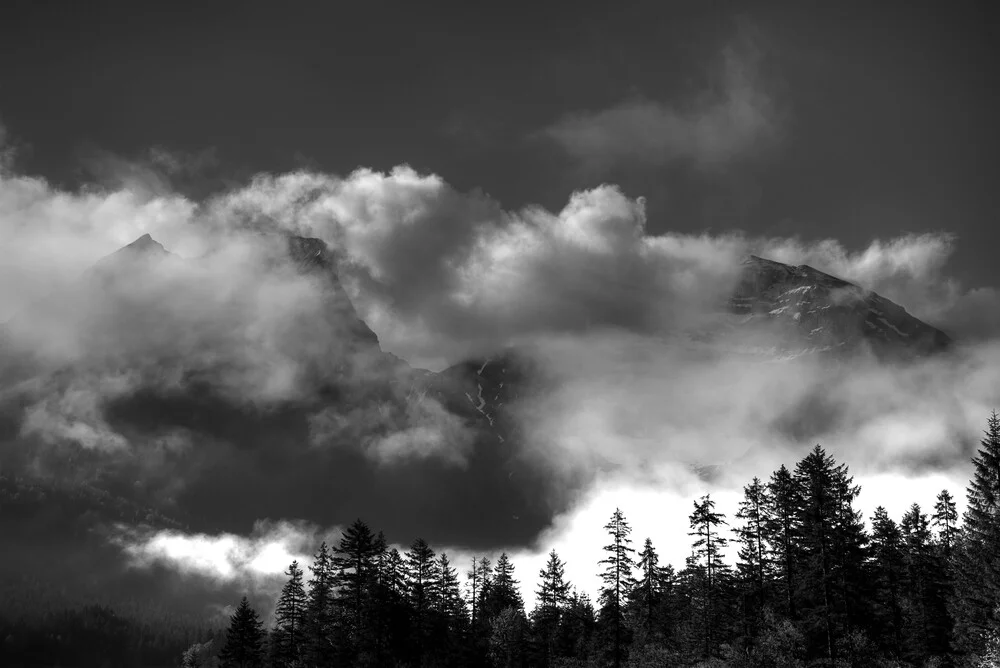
left=728, top=255, right=951, bottom=359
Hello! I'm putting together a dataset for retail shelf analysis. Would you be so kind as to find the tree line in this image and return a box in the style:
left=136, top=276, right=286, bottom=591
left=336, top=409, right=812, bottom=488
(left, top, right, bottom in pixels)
left=198, top=412, right=1000, bottom=668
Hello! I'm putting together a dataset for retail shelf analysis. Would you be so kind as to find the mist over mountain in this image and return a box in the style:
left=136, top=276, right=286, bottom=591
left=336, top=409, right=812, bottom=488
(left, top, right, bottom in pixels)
left=0, top=228, right=966, bottom=541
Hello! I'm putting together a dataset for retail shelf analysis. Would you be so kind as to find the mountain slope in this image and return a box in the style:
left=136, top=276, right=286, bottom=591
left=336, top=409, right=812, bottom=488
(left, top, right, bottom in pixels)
left=728, top=255, right=951, bottom=358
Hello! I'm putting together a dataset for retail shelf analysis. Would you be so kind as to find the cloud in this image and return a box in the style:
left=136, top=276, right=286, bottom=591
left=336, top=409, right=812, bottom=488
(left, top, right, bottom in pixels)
left=541, top=33, right=777, bottom=171
left=116, top=519, right=321, bottom=585
left=2, top=121, right=1000, bottom=618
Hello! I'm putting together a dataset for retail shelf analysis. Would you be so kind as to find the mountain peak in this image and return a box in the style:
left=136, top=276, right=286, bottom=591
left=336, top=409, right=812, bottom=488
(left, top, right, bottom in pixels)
left=732, top=254, right=951, bottom=358
left=122, top=233, right=167, bottom=254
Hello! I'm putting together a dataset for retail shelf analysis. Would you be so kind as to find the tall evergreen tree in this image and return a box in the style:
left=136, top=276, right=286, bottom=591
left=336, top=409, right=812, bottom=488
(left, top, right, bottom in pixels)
left=303, top=542, right=336, bottom=666
left=598, top=508, right=636, bottom=668
left=630, top=538, right=672, bottom=650
left=765, top=465, right=802, bottom=619
left=869, top=506, right=904, bottom=657
left=688, top=494, right=730, bottom=659
left=734, top=477, right=771, bottom=644
left=486, top=552, right=524, bottom=617
left=933, top=488, right=959, bottom=558
left=271, top=561, right=307, bottom=667
left=533, top=550, right=571, bottom=667
left=219, top=596, right=266, bottom=668
left=953, top=411, right=1000, bottom=659
left=405, top=538, right=438, bottom=663
left=332, top=519, right=377, bottom=662
left=467, top=556, right=483, bottom=630
left=434, top=552, right=468, bottom=666
left=793, top=445, right=868, bottom=664
left=901, top=503, right=952, bottom=661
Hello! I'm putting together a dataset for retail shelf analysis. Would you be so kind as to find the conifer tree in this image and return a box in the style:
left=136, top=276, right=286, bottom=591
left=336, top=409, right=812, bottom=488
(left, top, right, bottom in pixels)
left=869, top=506, right=904, bottom=657
left=688, top=494, right=729, bottom=658
left=303, top=542, right=336, bottom=666
left=332, top=519, right=377, bottom=662
left=932, top=488, right=959, bottom=558
left=598, top=508, right=636, bottom=668
left=793, top=445, right=868, bottom=664
left=953, top=411, right=1000, bottom=659
left=559, top=589, right=597, bottom=662
left=734, top=477, right=771, bottom=643
left=631, top=538, right=672, bottom=648
left=765, top=465, right=802, bottom=619
left=901, top=503, right=951, bottom=661
left=487, top=552, right=524, bottom=617
left=374, top=545, right=409, bottom=664
left=271, top=561, right=307, bottom=667
left=533, top=550, right=571, bottom=666
left=405, top=538, right=438, bottom=662
left=467, top=557, right=483, bottom=629
left=469, top=556, right=495, bottom=662
left=434, top=552, right=468, bottom=666
left=219, top=596, right=266, bottom=668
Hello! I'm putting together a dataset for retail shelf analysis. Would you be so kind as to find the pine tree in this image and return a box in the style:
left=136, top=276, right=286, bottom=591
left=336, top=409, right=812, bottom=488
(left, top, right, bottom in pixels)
left=765, top=464, right=802, bottom=619
left=630, top=538, right=672, bottom=649
left=734, top=477, right=771, bottom=644
left=953, top=411, right=1000, bottom=659
left=271, top=561, right=307, bottom=667
left=900, top=503, right=952, bottom=662
left=303, top=542, right=336, bottom=666
left=793, top=445, right=869, bottom=664
left=869, top=506, right=904, bottom=657
left=374, top=545, right=409, bottom=664
left=533, top=550, right=571, bottom=667
left=598, top=508, right=636, bottom=668
left=405, top=538, right=438, bottom=663
left=434, top=552, right=468, bottom=666
left=688, top=494, right=729, bottom=659
left=559, top=589, right=597, bottom=662
left=487, top=552, right=524, bottom=617
left=932, top=488, right=959, bottom=558
left=332, top=519, right=377, bottom=662
left=467, top=557, right=483, bottom=630
left=219, top=596, right=266, bottom=668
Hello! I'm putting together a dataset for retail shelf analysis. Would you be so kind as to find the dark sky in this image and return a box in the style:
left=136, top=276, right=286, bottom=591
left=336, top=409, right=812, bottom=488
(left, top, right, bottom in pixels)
left=2, top=1, right=998, bottom=286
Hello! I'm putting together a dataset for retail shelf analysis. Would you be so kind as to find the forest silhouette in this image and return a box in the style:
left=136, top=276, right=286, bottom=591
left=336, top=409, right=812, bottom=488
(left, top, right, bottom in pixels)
left=3, top=413, right=1000, bottom=667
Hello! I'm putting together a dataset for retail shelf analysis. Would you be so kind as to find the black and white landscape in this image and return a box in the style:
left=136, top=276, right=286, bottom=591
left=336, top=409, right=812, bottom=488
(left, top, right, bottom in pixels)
left=1, top=3, right=999, bottom=667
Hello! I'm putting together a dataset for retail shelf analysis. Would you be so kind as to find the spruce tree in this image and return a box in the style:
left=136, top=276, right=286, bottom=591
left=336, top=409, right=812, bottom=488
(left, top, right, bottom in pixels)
left=765, top=464, right=802, bottom=619
left=533, top=550, right=571, bottom=666
left=219, top=596, right=266, bottom=668
left=952, top=410, right=1000, bottom=659
left=734, top=477, right=771, bottom=644
left=405, top=538, right=438, bottom=662
left=487, top=552, right=524, bottom=617
left=598, top=508, right=636, bottom=668
left=332, top=519, right=377, bottom=662
left=271, top=561, right=307, bottom=667
left=631, top=538, right=672, bottom=648
left=303, top=542, right=336, bottom=666
left=467, top=557, right=483, bottom=630
left=688, top=494, right=730, bottom=659
left=434, top=552, right=468, bottom=666
left=901, top=503, right=952, bottom=661
left=932, top=488, right=959, bottom=558
left=869, top=506, right=904, bottom=657
left=793, top=445, right=868, bottom=664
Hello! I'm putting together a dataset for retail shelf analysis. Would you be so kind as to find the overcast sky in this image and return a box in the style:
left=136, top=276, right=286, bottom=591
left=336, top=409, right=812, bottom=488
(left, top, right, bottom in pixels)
left=2, top=0, right=999, bottom=610
left=2, top=1, right=998, bottom=286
